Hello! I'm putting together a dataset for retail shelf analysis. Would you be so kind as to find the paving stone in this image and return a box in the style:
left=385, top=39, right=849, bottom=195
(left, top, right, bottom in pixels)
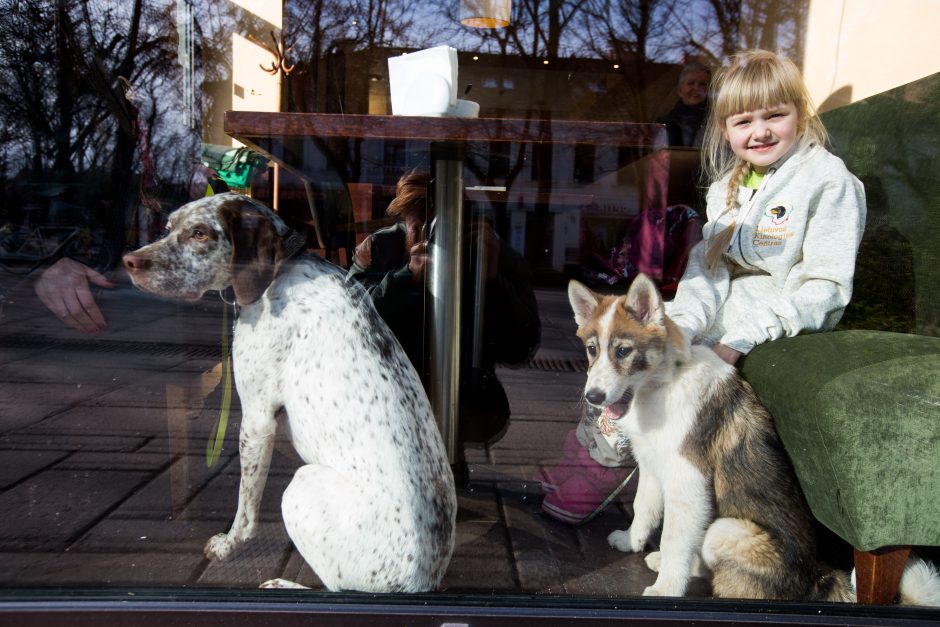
left=22, top=404, right=174, bottom=438
left=0, top=432, right=149, bottom=454
left=181, top=462, right=296, bottom=525
left=441, top=485, right=517, bottom=592
left=0, top=449, right=70, bottom=490
left=0, top=550, right=206, bottom=586
left=0, top=468, right=152, bottom=551
left=440, top=554, right=517, bottom=593
left=0, top=381, right=115, bottom=432
left=53, top=450, right=170, bottom=472
left=104, top=454, right=230, bottom=520
left=70, top=517, right=222, bottom=554
left=81, top=378, right=188, bottom=409
left=278, top=549, right=325, bottom=589
left=196, top=522, right=293, bottom=586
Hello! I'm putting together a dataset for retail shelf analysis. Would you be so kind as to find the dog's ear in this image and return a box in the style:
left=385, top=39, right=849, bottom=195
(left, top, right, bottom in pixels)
left=568, top=280, right=599, bottom=327
left=625, top=273, right=665, bottom=327
left=220, top=196, right=285, bottom=306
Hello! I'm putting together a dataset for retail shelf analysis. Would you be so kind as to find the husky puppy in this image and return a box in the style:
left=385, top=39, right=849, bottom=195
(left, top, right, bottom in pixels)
left=569, top=274, right=938, bottom=603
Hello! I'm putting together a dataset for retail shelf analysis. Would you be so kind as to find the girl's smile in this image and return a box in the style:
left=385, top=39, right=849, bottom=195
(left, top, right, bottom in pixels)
left=723, top=103, right=798, bottom=172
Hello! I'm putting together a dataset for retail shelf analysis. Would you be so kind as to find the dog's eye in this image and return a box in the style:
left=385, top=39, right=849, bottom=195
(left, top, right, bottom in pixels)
left=586, top=345, right=597, bottom=358
left=192, top=228, right=209, bottom=242
left=615, top=346, right=633, bottom=359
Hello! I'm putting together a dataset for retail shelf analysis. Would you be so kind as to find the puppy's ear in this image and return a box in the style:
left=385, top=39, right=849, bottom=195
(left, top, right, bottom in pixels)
left=625, top=273, right=665, bottom=327
left=568, top=280, right=599, bottom=327
left=220, top=196, right=285, bottom=306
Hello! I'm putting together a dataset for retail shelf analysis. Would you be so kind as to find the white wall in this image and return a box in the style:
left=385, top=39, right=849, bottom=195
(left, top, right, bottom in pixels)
left=803, top=0, right=940, bottom=111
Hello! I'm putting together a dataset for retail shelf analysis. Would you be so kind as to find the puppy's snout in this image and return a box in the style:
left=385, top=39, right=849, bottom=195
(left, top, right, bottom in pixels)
left=585, top=388, right=606, bottom=406
left=123, top=251, right=152, bottom=274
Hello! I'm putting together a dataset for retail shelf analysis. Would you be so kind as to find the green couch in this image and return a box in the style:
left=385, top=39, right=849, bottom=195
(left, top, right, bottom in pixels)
left=740, top=71, right=940, bottom=605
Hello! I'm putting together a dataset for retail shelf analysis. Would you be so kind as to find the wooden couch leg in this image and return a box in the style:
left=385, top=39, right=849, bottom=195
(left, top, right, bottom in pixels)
left=854, top=546, right=910, bottom=604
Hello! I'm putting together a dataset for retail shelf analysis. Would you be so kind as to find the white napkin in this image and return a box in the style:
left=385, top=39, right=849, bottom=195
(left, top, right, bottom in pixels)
left=388, top=46, right=458, bottom=116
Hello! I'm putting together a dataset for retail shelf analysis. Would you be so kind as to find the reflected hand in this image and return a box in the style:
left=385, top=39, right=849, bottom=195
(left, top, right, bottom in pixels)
left=408, top=239, right=430, bottom=287
left=353, top=236, right=373, bottom=269
left=712, top=343, right=742, bottom=366
left=34, top=257, right=115, bottom=333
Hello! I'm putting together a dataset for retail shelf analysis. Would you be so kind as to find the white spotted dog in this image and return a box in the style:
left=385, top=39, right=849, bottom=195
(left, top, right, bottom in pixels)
left=569, top=274, right=940, bottom=604
left=123, top=192, right=456, bottom=593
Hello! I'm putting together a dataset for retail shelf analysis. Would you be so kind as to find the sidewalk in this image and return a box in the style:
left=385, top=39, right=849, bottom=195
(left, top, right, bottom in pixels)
left=0, top=274, right=710, bottom=598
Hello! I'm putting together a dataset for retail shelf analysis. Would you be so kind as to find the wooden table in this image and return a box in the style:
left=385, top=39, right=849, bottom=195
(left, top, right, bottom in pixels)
left=226, top=112, right=666, bottom=462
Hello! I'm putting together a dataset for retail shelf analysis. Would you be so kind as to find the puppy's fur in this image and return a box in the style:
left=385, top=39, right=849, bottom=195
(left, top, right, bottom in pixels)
left=124, top=193, right=456, bottom=592
left=570, top=274, right=938, bottom=603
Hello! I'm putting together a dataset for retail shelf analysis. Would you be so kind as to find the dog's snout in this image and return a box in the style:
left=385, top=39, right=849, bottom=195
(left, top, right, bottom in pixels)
left=585, top=388, right=606, bottom=406
left=123, top=251, right=152, bottom=273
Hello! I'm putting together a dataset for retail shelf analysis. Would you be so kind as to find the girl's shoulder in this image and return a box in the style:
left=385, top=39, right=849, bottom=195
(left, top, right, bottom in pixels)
left=790, top=141, right=851, bottom=174
left=796, top=143, right=863, bottom=191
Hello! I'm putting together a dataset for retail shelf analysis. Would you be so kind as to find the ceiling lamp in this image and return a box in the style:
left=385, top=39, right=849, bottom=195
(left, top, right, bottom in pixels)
left=461, top=0, right=510, bottom=28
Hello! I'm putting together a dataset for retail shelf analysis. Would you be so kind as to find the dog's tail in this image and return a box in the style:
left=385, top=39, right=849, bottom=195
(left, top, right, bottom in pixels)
left=897, top=557, right=940, bottom=607
left=826, top=556, right=940, bottom=606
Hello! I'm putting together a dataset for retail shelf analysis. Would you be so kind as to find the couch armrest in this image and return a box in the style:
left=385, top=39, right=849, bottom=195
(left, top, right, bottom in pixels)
left=740, top=330, right=940, bottom=551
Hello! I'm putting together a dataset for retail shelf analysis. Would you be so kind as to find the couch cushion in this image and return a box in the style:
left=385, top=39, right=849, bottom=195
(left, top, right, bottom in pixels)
left=741, top=330, right=940, bottom=551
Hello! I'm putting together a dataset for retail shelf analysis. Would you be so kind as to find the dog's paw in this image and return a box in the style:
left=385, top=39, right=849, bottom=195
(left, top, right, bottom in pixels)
left=260, top=578, right=309, bottom=589
left=608, top=526, right=647, bottom=553
left=643, top=584, right=669, bottom=597
left=643, top=578, right=685, bottom=597
left=643, top=573, right=687, bottom=597
left=204, top=533, right=235, bottom=560
left=645, top=551, right=661, bottom=572
left=608, top=529, right=644, bottom=553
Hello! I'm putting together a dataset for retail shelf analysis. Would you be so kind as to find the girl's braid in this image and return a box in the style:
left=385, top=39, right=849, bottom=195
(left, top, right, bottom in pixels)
left=705, top=158, right=749, bottom=272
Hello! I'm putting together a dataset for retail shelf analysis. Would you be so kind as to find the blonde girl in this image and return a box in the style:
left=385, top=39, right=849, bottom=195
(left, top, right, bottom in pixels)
left=667, top=49, right=867, bottom=365
left=538, top=50, right=866, bottom=524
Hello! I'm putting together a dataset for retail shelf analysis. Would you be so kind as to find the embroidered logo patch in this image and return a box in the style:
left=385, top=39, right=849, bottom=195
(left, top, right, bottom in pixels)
left=753, top=201, right=795, bottom=248
left=764, top=202, right=791, bottom=226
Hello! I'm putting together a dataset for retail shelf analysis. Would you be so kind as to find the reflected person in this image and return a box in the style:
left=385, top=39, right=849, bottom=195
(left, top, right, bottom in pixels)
left=347, top=169, right=541, bottom=479
left=657, top=61, right=712, bottom=147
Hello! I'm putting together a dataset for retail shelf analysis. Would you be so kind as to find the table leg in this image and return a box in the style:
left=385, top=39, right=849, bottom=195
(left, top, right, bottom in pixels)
left=429, top=149, right=464, bottom=463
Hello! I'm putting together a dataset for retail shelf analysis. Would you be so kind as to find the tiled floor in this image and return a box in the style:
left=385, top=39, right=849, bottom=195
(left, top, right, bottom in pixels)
left=0, top=272, right=710, bottom=599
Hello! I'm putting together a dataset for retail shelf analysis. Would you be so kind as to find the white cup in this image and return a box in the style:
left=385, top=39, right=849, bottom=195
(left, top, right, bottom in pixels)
left=447, top=99, right=480, bottom=118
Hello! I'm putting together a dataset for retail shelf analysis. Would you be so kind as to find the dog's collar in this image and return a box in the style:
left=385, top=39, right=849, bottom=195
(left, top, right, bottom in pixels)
left=282, top=230, right=307, bottom=260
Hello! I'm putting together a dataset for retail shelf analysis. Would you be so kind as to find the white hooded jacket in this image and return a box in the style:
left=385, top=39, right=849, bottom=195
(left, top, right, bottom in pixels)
left=666, top=139, right=867, bottom=354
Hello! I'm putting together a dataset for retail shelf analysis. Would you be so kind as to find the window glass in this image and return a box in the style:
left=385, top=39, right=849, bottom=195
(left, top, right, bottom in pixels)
left=1, top=0, right=938, bottom=622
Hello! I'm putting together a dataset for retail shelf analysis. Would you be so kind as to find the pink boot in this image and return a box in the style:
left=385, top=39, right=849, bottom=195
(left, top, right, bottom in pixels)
left=536, top=429, right=583, bottom=493
left=541, top=451, right=634, bottom=525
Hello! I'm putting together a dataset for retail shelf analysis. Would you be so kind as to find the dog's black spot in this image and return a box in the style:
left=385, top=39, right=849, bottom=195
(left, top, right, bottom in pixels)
left=627, top=350, right=648, bottom=374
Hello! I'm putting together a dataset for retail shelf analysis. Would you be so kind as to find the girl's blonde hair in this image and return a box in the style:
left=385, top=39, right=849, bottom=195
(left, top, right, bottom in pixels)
left=701, top=49, right=827, bottom=270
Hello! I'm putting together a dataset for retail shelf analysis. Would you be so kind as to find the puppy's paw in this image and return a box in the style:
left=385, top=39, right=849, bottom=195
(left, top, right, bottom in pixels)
left=645, top=551, right=661, bottom=572
left=643, top=584, right=675, bottom=597
left=608, top=529, right=644, bottom=553
left=643, top=577, right=685, bottom=597
left=204, top=533, right=236, bottom=560
left=260, top=578, right=309, bottom=589
left=608, top=530, right=632, bottom=552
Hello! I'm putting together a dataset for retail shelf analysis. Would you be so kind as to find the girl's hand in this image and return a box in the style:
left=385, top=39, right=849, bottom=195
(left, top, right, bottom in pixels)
left=712, top=343, right=743, bottom=366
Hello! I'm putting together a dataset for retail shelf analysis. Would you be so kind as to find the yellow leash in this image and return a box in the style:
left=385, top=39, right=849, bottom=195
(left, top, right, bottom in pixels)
left=206, top=301, right=233, bottom=467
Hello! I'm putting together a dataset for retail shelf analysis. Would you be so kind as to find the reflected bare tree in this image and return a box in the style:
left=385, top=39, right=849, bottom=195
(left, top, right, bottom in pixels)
left=284, top=0, right=440, bottom=112
left=576, top=0, right=678, bottom=121
left=666, top=0, right=808, bottom=65
left=0, top=0, right=199, bottom=250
